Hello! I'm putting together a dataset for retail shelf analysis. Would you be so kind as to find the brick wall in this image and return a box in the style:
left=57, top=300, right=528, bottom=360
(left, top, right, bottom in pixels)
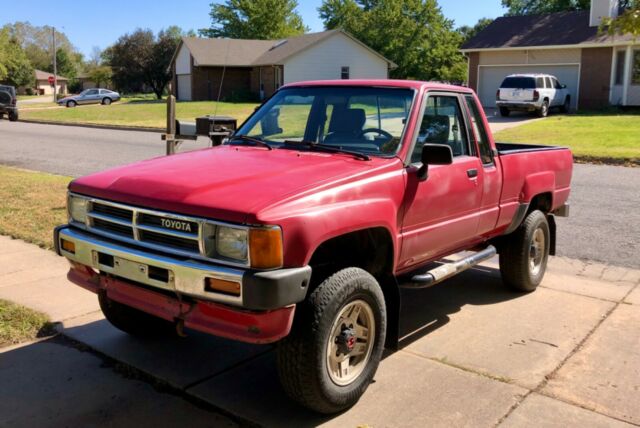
left=579, top=47, right=613, bottom=109
left=191, top=66, right=252, bottom=101
left=467, top=52, right=479, bottom=91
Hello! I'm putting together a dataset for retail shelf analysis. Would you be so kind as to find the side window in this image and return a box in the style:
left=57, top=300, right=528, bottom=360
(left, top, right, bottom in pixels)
left=464, top=95, right=493, bottom=165
left=412, top=94, right=469, bottom=163
left=553, top=78, right=562, bottom=89
left=536, top=77, right=544, bottom=88
left=341, top=66, right=350, bottom=80
left=545, top=77, right=552, bottom=88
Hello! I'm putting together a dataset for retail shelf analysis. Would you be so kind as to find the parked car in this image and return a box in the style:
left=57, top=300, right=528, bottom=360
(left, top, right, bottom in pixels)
left=496, top=73, right=570, bottom=117
left=54, top=80, right=572, bottom=414
left=0, top=84, right=18, bottom=121
left=58, top=88, right=121, bottom=107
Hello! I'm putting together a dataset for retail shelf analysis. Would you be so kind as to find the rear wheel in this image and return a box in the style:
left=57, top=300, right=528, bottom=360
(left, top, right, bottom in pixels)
left=277, top=267, right=386, bottom=414
left=499, top=107, right=510, bottom=117
left=499, top=210, right=550, bottom=292
left=8, top=110, right=18, bottom=122
left=537, top=100, right=549, bottom=117
left=67, top=100, right=76, bottom=108
left=102, top=97, right=112, bottom=105
left=98, top=292, right=177, bottom=337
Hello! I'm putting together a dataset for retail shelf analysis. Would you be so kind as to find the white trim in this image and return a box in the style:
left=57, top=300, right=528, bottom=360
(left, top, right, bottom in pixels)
left=622, top=45, right=632, bottom=105
left=476, top=63, right=582, bottom=108
left=461, top=41, right=634, bottom=53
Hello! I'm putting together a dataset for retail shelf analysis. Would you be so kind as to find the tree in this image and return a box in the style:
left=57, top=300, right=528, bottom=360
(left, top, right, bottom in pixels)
left=47, top=48, right=78, bottom=79
left=501, top=0, right=590, bottom=15
left=199, top=0, right=308, bottom=39
left=319, top=0, right=467, bottom=82
left=602, top=0, right=640, bottom=39
left=458, top=18, right=493, bottom=45
left=87, top=65, right=113, bottom=88
left=0, top=28, right=34, bottom=87
left=105, top=28, right=183, bottom=98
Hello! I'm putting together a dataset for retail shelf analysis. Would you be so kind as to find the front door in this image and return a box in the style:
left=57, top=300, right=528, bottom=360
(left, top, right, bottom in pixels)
left=399, top=93, right=484, bottom=270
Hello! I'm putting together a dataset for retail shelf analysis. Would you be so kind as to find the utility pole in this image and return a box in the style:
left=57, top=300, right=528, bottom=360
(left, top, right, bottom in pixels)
left=52, top=27, right=57, bottom=103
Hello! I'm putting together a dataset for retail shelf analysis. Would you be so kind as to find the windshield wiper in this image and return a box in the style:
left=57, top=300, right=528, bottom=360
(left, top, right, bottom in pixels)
left=282, top=140, right=370, bottom=161
left=227, top=135, right=273, bottom=150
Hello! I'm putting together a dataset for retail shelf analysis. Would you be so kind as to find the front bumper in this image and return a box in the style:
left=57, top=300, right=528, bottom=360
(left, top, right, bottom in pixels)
left=54, top=225, right=311, bottom=311
left=496, top=101, right=540, bottom=111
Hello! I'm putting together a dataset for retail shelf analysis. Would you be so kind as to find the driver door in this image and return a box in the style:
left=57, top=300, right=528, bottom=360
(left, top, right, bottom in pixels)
left=399, top=92, right=483, bottom=270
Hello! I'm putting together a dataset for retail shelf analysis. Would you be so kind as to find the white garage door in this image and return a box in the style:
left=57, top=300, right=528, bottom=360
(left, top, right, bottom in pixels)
left=478, top=65, right=580, bottom=109
left=177, top=74, right=191, bottom=101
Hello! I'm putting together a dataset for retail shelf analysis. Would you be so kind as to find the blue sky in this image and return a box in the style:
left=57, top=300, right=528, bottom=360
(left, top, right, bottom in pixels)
left=2, top=0, right=507, bottom=57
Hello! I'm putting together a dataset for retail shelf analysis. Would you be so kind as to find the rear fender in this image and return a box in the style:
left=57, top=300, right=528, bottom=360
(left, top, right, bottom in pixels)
left=521, top=172, right=555, bottom=205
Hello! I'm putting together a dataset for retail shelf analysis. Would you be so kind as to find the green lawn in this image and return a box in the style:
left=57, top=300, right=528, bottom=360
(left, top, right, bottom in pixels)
left=0, top=299, right=55, bottom=347
left=20, top=99, right=259, bottom=129
left=493, top=112, right=640, bottom=163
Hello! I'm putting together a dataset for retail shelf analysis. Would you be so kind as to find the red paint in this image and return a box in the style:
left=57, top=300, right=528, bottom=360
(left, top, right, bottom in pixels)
left=66, top=265, right=295, bottom=344
left=66, top=80, right=572, bottom=341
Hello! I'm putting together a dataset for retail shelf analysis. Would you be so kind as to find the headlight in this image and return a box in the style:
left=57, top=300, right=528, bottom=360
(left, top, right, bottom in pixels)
left=216, top=226, right=248, bottom=262
left=68, top=194, right=88, bottom=224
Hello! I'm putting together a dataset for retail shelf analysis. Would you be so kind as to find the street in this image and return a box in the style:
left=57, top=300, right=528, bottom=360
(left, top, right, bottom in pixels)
left=1, top=120, right=638, bottom=267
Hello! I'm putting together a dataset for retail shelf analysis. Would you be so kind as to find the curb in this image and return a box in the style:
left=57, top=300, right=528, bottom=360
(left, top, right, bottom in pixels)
left=18, top=118, right=164, bottom=134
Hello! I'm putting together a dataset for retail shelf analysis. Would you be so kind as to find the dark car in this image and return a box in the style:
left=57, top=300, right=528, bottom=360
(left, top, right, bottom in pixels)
left=0, top=84, right=18, bottom=121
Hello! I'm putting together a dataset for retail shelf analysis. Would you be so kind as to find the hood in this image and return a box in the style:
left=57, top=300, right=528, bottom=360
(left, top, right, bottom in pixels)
left=69, top=145, right=399, bottom=224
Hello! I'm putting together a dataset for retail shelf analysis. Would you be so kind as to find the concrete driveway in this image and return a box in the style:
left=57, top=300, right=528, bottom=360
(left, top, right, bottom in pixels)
left=1, top=236, right=638, bottom=427
left=485, top=107, right=545, bottom=133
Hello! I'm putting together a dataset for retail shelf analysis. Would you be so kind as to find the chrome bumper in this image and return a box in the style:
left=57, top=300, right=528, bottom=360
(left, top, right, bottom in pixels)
left=54, top=226, right=311, bottom=310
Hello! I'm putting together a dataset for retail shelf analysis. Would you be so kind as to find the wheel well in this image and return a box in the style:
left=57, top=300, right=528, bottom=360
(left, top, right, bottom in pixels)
left=308, top=228, right=400, bottom=349
left=528, top=192, right=552, bottom=214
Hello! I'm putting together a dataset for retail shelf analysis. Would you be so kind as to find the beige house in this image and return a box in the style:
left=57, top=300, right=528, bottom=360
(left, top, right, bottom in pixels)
left=34, top=69, right=68, bottom=95
left=170, top=30, right=396, bottom=101
left=461, top=0, right=639, bottom=110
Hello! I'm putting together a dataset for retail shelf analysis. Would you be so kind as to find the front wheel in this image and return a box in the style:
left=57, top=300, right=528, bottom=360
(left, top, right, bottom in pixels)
left=277, top=267, right=386, bottom=414
left=499, top=210, right=550, bottom=292
left=560, top=96, right=570, bottom=113
left=67, top=100, right=76, bottom=108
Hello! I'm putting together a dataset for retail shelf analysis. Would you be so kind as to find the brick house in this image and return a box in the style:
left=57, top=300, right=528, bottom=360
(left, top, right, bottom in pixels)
left=461, top=0, right=639, bottom=110
left=170, top=30, right=395, bottom=101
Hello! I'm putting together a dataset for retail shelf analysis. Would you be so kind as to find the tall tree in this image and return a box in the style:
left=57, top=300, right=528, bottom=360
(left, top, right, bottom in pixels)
left=0, top=28, right=34, bottom=87
left=458, top=18, right=494, bottom=45
left=602, top=0, right=640, bottom=38
left=105, top=28, right=183, bottom=98
left=319, top=0, right=467, bottom=82
left=47, top=48, right=78, bottom=79
left=199, top=0, right=308, bottom=39
left=501, top=0, right=590, bottom=15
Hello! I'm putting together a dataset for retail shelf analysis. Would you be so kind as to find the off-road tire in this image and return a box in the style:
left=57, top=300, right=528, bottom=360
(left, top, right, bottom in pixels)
left=98, top=292, right=176, bottom=337
left=0, top=112, right=4, bottom=119
left=277, top=267, right=386, bottom=414
left=102, top=97, right=112, bottom=105
left=499, top=107, right=510, bottom=117
left=67, top=100, right=76, bottom=108
left=560, top=96, right=570, bottom=113
left=8, top=111, right=18, bottom=122
left=499, top=210, right=550, bottom=292
left=537, top=100, right=549, bottom=117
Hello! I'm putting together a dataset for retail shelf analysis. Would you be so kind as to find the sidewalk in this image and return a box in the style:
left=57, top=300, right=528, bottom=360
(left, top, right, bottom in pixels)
left=1, top=235, right=638, bottom=427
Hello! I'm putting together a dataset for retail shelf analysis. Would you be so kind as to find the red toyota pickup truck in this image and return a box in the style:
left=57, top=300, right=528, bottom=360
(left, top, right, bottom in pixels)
left=54, top=80, right=571, bottom=413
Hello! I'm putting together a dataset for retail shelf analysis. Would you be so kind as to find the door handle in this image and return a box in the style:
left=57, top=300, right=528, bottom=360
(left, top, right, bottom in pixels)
left=467, top=168, right=478, bottom=178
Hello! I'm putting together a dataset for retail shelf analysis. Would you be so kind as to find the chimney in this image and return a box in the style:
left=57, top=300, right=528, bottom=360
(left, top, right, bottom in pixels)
left=590, top=0, right=619, bottom=26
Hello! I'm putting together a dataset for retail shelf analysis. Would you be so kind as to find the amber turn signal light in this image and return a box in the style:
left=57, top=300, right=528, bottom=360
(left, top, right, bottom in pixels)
left=205, top=278, right=241, bottom=296
left=61, top=239, right=76, bottom=254
left=249, top=228, right=283, bottom=269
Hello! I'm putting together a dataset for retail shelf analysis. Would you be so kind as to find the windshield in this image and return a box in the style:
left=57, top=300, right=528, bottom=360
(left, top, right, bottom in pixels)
left=234, top=86, right=415, bottom=156
left=500, top=77, right=535, bottom=89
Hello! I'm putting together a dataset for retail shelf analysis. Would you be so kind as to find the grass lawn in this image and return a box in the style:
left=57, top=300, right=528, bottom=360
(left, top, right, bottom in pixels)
left=19, top=99, right=259, bottom=129
left=16, top=95, right=44, bottom=100
left=493, top=111, right=640, bottom=163
left=0, top=299, right=55, bottom=347
left=0, top=166, right=71, bottom=249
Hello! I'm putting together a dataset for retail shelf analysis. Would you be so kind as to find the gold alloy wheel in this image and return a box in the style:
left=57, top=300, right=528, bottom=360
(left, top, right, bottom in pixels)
left=529, top=227, right=546, bottom=277
left=326, top=299, right=375, bottom=386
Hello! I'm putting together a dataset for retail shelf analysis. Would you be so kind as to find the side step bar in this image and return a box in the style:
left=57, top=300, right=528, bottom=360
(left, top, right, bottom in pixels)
left=405, top=245, right=497, bottom=289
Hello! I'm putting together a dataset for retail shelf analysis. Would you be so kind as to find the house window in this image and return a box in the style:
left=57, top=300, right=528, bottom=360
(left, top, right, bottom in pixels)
left=341, top=66, right=350, bottom=80
left=633, top=50, right=640, bottom=85
left=615, top=50, right=626, bottom=85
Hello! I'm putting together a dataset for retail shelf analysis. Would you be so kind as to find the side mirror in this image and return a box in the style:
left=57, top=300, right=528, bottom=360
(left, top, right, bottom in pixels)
left=561, top=84, right=567, bottom=89
left=417, top=144, right=453, bottom=181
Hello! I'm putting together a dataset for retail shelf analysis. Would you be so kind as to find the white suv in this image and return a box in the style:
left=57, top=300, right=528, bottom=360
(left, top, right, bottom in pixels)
left=496, top=74, right=570, bottom=117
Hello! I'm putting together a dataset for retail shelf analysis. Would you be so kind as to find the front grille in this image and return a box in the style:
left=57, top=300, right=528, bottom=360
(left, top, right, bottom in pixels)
left=138, top=213, right=198, bottom=233
left=92, top=218, right=134, bottom=238
left=92, top=203, right=133, bottom=221
left=139, top=230, right=199, bottom=252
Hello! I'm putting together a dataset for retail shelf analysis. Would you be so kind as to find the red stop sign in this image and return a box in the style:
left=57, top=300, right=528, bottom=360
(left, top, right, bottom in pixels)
left=48, top=76, right=55, bottom=85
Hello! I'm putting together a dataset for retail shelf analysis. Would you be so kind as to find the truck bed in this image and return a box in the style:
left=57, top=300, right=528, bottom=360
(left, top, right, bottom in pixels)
left=496, top=142, right=568, bottom=155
